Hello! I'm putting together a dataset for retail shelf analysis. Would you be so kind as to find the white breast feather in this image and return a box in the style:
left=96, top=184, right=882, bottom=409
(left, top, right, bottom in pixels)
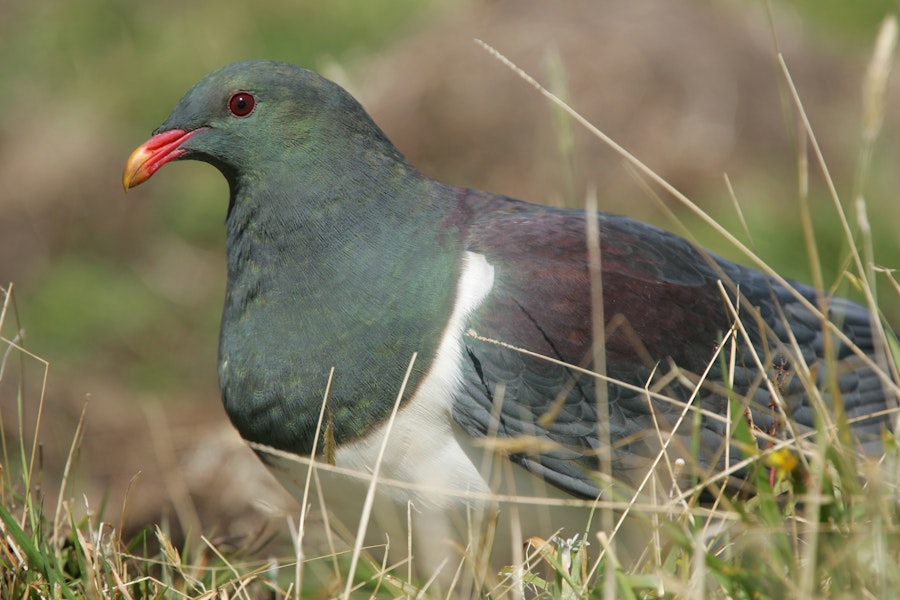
left=336, top=250, right=496, bottom=508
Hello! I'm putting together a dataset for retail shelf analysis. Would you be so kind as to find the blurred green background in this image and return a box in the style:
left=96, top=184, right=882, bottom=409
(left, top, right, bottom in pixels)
left=1, top=0, right=898, bottom=545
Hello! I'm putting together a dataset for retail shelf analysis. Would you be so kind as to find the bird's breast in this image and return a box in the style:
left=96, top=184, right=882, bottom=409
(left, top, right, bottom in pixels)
left=330, top=251, right=496, bottom=505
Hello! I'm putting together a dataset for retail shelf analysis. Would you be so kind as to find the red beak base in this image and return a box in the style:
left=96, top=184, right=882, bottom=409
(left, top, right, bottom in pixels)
left=123, top=128, right=199, bottom=191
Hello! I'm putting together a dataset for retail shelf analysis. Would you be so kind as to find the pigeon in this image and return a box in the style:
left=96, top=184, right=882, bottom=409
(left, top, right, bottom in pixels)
left=123, top=59, right=897, bottom=582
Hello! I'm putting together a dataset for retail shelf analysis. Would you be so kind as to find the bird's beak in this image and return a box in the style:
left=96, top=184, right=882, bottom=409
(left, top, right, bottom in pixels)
left=122, top=128, right=200, bottom=191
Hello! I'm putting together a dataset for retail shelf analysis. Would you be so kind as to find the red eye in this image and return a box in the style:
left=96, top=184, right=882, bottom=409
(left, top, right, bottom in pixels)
left=228, top=92, right=255, bottom=117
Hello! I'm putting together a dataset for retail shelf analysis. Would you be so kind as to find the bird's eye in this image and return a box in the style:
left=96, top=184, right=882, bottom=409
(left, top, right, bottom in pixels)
left=228, top=92, right=255, bottom=117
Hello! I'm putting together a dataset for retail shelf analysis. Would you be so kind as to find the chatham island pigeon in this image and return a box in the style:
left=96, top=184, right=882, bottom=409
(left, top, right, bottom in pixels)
left=123, top=60, right=897, bottom=585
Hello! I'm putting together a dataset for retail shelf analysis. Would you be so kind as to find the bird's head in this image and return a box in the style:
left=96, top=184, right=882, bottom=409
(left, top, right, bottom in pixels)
left=123, top=60, right=390, bottom=191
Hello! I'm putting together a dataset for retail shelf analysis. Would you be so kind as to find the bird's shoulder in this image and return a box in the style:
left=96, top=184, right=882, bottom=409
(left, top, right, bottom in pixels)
left=455, top=187, right=723, bottom=287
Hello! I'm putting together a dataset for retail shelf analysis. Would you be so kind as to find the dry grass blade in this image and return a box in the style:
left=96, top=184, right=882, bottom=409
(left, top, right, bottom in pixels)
left=862, top=16, right=897, bottom=143
left=343, top=352, right=417, bottom=599
left=475, top=39, right=899, bottom=401
left=293, top=366, right=335, bottom=598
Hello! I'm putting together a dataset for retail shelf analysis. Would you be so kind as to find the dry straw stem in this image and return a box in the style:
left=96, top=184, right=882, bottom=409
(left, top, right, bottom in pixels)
left=465, top=329, right=832, bottom=483
left=473, top=44, right=900, bottom=546
left=201, top=534, right=257, bottom=600
left=292, top=365, right=334, bottom=598
left=343, top=352, right=417, bottom=599
left=862, top=15, right=897, bottom=143
left=474, top=39, right=900, bottom=403
left=474, top=34, right=899, bottom=599
left=856, top=15, right=898, bottom=380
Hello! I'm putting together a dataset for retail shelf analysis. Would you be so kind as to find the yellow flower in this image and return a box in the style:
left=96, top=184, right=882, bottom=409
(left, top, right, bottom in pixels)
left=766, top=448, right=799, bottom=478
